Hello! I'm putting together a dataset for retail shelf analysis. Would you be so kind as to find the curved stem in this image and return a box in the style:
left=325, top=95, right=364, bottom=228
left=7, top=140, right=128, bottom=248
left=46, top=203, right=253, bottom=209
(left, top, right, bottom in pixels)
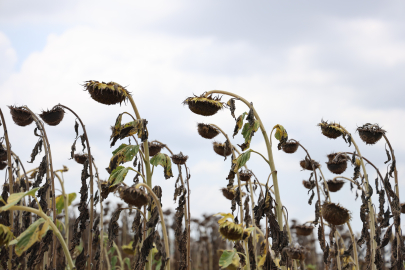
left=55, top=104, right=95, bottom=269
left=113, top=241, right=124, bottom=269
left=382, top=134, right=400, bottom=198
left=205, top=90, right=283, bottom=229
left=346, top=221, right=359, bottom=270
left=0, top=109, right=15, bottom=270
left=8, top=205, right=75, bottom=269
left=135, top=183, right=170, bottom=270
left=24, top=106, right=57, bottom=267
left=339, top=127, right=376, bottom=270
left=317, top=167, right=331, bottom=202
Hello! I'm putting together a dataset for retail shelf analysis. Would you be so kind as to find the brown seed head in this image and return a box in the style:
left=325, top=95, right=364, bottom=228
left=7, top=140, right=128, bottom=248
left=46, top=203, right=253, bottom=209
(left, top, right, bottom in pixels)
left=239, top=170, right=252, bottom=181
left=84, top=80, right=130, bottom=105
left=293, top=224, right=314, bottom=236
left=357, top=123, right=386, bottom=145
left=213, top=141, right=232, bottom=157
left=197, top=123, right=220, bottom=139
left=219, top=221, right=244, bottom=241
left=74, top=153, right=88, bottom=165
left=8, top=105, right=34, bottom=126
left=321, top=202, right=351, bottom=225
left=327, top=179, right=345, bottom=192
left=39, top=106, right=65, bottom=126
left=183, top=94, right=224, bottom=116
left=326, top=153, right=349, bottom=174
left=285, top=246, right=306, bottom=260
left=141, top=141, right=165, bottom=157
left=318, top=120, right=344, bottom=139
left=0, top=161, right=7, bottom=170
left=221, top=188, right=235, bottom=200
left=400, top=203, right=405, bottom=214
left=302, top=180, right=315, bottom=190
left=171, top=152, right=188, bottom=165
left=282, top=140, right=299, bottom=154
left=119, top=186, right=149, bottom=208
left=299, top=158, right=320, bottom=171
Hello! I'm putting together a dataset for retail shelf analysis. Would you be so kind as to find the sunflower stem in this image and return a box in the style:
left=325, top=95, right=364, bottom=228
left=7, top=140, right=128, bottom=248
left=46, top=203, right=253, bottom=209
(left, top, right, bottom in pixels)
left=55, top=104, right=96, bottom=269
left=135, top=183, right=171, bottom=270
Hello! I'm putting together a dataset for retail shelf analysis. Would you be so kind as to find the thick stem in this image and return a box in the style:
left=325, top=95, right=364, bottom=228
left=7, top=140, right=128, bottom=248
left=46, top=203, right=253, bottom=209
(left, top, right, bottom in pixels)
left=126, top=96, right=153, bottom=270
left=55, top=104, right=95, bottom=269
left=135, top=183, right=171, bottom=270
left=0, top=109, right=14, bottom=270
left=346, top=221, right=359, bottom=270
left=8, top=205, right=75, bottom=269
left=92, top=161, right=104, bottom=270
left=205, top=90, right=283, bottom=228
left=339, top=127, right=376, bottom=270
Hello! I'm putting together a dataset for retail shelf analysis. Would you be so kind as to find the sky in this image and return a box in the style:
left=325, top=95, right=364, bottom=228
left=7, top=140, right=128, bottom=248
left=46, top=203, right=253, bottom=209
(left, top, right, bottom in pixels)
left=1, top=0, right=404, bottom=234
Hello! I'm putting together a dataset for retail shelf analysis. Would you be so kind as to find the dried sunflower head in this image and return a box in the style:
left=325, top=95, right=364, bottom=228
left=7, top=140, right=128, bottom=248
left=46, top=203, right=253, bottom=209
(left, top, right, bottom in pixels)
left=141, top=141, right=165, bottom=157
left=0, top=161, right=7, bottom=170
left=39, top=106, right=65, bottom=126
left=326, top=153, right=349, bottom=175
left=221, top=188, right=236, bottom=200
left=318, top=120, right=344, bottom=139
left=285, top=246, right=306, bottom=260
left=302, top=180, right=315, bottom=190
left=183, top=94, right=224, bottom=116
left=213, top=141, right=232, bottom=157
left=238, top=170, right=252, bottom=182
left=357, top=123, right=386, bottom=145
left=293, top=224, right=314, bottom=236
left=219, top=221, right=244, bottom=241
left=8, top=105, right=34, bottom=126
left=0, top=145, right=7, bottom=162
left=171, top=152, right=188, bottom=165
left=74, top=153, right=88, bottom=165
left=327, top=179, right=345, bottom=192
left=197, top=123, right=220, bottom=139
left=119, top=186, right=149, bottom=208
left=282, top=140, right=299, bottom=154
left=321, top=202, right=351, bottom=225
left=84, top=80, right=130, bottom=105
left=299, top=158, right=320, bottom=171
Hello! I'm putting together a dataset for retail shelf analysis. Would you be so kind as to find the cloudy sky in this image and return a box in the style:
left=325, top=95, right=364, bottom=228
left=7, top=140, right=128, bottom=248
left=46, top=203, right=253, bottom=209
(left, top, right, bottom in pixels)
left=1, top=1, right=404, bottom=233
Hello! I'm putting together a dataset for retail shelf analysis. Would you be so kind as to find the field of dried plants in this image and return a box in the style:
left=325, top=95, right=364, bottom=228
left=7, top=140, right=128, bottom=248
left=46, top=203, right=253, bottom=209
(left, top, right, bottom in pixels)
left=0, top=80, right=404, bottom=270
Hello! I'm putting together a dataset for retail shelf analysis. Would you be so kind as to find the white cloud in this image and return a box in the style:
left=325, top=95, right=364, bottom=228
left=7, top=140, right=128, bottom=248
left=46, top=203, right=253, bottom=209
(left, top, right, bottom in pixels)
left=0, top=32, right=17, bottom=83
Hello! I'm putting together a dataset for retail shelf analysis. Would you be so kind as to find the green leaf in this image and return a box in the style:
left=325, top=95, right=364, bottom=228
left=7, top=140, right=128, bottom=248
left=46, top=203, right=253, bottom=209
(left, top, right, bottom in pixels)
left=107, top=144, right=139, bottom=173
left=150, top=153, right=173, bottom=179
left=0, top=187, right=40, bottom=212
left=10, top=218, right=49, bottom=256
left=111, top=256, right=117, bottom=269
left=124, top=257, right=131, bottom=269
left=273, top=124, right=288, bottom=141
left=55, top=219, right=65, bottom=232
left=219, top=249, right=240, bottom=269
left=240, top=120, right=260, bottom=150
left=108, top=166, right=131, bottom=187
left=55, top=192, right=77, bottom=214
left=108, top=246, right=116, bottom=255
left=232, top=150, right=252, bottom=172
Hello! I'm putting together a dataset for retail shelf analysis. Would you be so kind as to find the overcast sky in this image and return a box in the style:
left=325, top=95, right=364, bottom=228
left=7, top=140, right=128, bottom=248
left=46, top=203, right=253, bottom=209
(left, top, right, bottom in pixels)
left=1, top=1, right=404, bottom=233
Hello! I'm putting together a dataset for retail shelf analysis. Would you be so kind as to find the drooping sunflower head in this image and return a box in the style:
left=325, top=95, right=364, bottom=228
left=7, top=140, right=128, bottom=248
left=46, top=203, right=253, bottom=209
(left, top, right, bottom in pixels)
left=183, top=94, right=224, bottom=116
left=238, top=170, right=252, bottom=182
left=318, top=120, right=344, bottom=139
left=213, top=141, right=232, bottom=157
left=327, top=179, right=345, bottom=192
left=197, top=123, right=220, bottom=139
left=39, top=106, right=65, bottom=126
left=171, top=152, right=189, bottom=165
left=356, top=123, right=386, bottom=145
left=8, top=105, right=34, bottom=126
left=119, top=186, right=149, bottom=208
left=84, top=80, right=130, bottom=105
left=141, top=141, right=165, bottom=157
left=326, top=153, right=349, bottom=175
left=321, top=202, right=351, bottom=225
left=293, top=224, right=314, bottom=236
left=219, top=221, right=244, bottom=241
left=282, top=140, right=299, bottom=154
left=74, top=153, right=88, bottom=165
